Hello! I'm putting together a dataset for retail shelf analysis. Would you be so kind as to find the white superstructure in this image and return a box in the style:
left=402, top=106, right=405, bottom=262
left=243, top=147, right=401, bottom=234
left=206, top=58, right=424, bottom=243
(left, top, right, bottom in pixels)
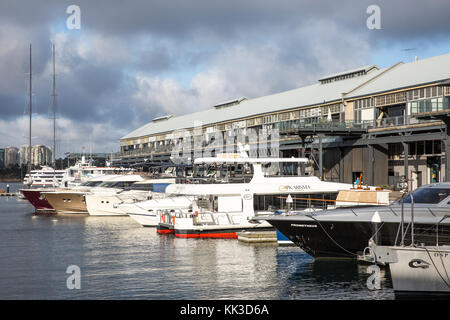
left=23, top=166, right=66, bottom=187
left=23, top=156, right=135, bottom=188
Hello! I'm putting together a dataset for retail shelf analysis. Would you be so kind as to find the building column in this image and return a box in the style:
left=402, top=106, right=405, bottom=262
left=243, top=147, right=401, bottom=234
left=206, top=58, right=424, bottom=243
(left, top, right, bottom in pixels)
left=319, top=136, right=323, bottom=180
left=339, top=147, right=344, bottom=183
left=299, top=135, right=306, bottom=175
left=368, top=144, right=374, bottom=186
left=444, top=118, right=450, bottom=182
left=402, top=141, right=409, bottom=190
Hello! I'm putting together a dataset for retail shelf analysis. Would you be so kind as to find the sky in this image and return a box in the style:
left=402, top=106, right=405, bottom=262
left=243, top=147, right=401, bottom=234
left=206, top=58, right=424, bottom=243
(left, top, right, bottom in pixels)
left=1, top=0, right=450, bottom=158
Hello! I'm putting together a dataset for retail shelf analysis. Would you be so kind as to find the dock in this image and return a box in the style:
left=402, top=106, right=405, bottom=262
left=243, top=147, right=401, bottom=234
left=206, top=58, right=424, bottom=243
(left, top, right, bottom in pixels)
left=237, top=230, right=277, bottom=243
left=0, top=193, right=19, bottom=197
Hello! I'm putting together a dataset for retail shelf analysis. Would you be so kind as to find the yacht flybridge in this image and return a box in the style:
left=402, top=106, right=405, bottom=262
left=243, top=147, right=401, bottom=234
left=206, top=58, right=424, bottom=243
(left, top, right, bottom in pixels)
left=157, top=156, right=356, bottom=238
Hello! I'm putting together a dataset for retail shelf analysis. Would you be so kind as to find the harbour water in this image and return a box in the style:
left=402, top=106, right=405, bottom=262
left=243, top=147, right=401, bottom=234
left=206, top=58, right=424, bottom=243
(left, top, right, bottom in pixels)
left=0, top=183, right=394, bottom=300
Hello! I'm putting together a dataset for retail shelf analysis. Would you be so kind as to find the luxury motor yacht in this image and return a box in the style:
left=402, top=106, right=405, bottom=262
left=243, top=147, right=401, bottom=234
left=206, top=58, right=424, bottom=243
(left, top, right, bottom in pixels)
left=42, top=174, right=145, bottom=214
left=157, top=156, right=356, bottom=238
left=20, top=175, right=117, bottom=213
left=22, top=156, right=134, bottom=188
left=84, top=178, right=175, bottom=216
left=262, top=182, right=450, bottom=259
left=275, top=187, right=391, bottom=245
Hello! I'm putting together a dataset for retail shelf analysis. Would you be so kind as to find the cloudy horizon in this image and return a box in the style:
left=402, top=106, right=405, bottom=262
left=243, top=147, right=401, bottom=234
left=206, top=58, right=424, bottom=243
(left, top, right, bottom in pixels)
left=1, top=0, right=450, bottom=158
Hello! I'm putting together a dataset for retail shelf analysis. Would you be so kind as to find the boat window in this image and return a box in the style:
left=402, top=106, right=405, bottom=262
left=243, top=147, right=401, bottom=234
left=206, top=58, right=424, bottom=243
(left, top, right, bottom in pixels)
left=124, top=183, right=154, bottom=191
left=97, top=181, right=117, bottom=188
left=254, top=193, right=336, bottom=211
left=262, top=163, right=299, bottom=177
left=81, top=181, right=104, bottom=187
left=402, top=188, right=450, bottom=204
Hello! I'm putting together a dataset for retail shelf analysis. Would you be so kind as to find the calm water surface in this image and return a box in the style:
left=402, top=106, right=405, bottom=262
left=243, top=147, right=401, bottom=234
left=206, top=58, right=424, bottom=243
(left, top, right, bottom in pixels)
left=0, top=183, right=394, bottom=300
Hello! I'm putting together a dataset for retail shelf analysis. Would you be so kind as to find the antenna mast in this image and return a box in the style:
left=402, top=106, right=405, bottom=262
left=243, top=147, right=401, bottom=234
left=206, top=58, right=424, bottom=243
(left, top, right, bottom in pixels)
left=28, top=44, right=32, bottom=176
left=51, top=43, right=57, bottom=167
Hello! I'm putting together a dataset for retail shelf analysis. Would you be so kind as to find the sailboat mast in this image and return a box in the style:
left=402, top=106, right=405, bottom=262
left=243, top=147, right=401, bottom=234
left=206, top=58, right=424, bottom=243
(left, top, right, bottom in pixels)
left=51, top=43, right=57, bottom=167
left=28, top=43, right=32, bottom=176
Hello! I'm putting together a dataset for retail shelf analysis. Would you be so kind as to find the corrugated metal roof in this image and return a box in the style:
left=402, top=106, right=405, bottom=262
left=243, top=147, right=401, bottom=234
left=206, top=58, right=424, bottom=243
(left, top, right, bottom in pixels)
left=346, top=53, right=450, bottom=98
left=121, top=67, right=385, bottom=140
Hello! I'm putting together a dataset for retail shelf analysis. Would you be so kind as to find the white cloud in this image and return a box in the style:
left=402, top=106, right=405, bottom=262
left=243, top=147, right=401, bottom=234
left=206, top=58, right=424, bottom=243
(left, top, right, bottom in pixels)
left=130, top=20, right=372, bottom=122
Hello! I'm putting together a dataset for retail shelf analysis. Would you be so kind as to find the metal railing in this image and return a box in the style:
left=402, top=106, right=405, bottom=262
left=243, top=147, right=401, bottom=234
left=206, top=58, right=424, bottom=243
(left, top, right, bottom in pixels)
left=116, top=115, right=443, bottom=159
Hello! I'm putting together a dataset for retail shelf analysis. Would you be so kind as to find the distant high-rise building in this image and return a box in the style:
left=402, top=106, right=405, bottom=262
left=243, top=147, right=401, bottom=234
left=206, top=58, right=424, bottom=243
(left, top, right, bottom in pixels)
left=19, top=145, right=30, bottom=166
left=4, top=147, right=19, bottom=167
left=0, top=148, right=5, bottom=168
left=19, top=145, right=53, bottom=166
left=31, top=145, right=53, bottom=166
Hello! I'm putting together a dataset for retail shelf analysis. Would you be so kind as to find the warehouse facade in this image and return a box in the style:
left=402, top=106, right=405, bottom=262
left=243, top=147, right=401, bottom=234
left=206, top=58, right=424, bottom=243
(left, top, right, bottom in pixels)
left=115, top=53, right=450, bottom=191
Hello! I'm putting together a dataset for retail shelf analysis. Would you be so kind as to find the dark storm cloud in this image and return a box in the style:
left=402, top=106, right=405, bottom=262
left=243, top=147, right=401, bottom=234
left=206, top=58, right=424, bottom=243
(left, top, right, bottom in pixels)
left=2, top=0, right=450, bottom=154
left=137, top=46, right=173, bottom=73
left=2, top=1, right=450, bottom=41
left=0, top=94, right=25, bottom=120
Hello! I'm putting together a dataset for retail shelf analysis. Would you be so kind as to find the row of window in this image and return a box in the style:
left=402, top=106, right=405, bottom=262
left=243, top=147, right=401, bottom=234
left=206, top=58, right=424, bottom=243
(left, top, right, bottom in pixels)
left=409, top=97, right=450, bottom=114
left=388, top=140, right=443, bottom=159
left=319, top=71, right=367, bottom=84
left=354, top=97, right=374, bottom=110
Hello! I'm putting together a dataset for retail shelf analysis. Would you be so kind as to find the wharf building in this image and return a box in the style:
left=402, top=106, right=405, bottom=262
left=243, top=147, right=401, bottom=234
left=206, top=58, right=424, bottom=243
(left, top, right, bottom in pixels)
left=115, top=53, right=450, bottom=191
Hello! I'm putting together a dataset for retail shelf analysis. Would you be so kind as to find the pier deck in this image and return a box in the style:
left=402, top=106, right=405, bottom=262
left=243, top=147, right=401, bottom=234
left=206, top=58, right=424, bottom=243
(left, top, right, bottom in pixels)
left=237, top=230, right=277, bottom=243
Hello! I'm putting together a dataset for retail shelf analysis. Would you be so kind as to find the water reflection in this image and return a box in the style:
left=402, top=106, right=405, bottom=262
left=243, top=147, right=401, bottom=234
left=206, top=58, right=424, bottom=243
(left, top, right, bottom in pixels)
left=0, top=196, right=394, bottom=300
left=276, top=255, right=394, bottom=300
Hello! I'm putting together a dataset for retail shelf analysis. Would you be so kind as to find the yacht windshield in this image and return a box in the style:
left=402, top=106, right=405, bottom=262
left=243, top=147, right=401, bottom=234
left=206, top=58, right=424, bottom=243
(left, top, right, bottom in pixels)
left=97, top=181, right=117, bottom=188
left=402, top=187, right=450, bottom=204
left=97, top=181, right=136, bottom=188
left=80, top=180, right=104, bottom=187
left=123, top=183, right=154, bottom=191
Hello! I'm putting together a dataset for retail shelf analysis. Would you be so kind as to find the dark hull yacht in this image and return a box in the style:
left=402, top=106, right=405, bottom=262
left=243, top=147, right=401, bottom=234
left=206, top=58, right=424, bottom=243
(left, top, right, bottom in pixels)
left=263, top=183, right=450, bottom=258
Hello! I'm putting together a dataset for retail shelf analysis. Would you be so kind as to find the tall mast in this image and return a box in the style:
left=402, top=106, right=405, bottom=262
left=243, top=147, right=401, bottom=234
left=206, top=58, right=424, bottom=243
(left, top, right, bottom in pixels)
left=28, top=43, right=32, bottom=176
left=51, top=43, right=57, bottom=167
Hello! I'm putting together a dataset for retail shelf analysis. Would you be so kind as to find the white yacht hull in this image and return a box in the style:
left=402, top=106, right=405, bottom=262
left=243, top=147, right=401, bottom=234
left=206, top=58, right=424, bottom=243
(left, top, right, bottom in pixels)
left=389, top=246, right=450, bottom=296
left=128, top=212, right=159, bottom=227
left=85, top=194, right=128, bottom=216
